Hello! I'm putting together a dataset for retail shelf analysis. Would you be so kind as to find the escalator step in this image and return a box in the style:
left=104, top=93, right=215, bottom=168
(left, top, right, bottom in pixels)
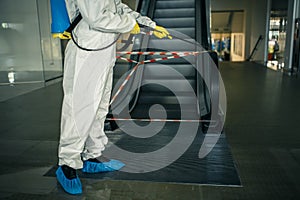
left=170, top=27, right=195, bottom=38
left=138, top=95, right=198, bottom=105
left=154, top=17, right=195, bottom=28
left=148, top=38, right=197, bottom=51
left=154, top=8, right=195, bottom=18
left=156, top=0, right=195, bottom=9
left=111, top=0, right=209, bottom=117
left=147, top=57, right=196, bottom=65
left=141, top=79, right=196, bottom=92
left=143, top=63, right=196, bottom=79
left=130, top=103, right=199, bottom=119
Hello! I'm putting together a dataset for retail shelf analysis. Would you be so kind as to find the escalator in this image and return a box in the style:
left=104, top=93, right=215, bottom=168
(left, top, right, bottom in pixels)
left=108, top=0, right=221, bottom=133
left=97, top=0, right=237, bottom=183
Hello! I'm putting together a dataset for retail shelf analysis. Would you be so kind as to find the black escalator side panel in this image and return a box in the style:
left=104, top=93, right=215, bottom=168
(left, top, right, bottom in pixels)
left=195, top=0, right=210, bottom=49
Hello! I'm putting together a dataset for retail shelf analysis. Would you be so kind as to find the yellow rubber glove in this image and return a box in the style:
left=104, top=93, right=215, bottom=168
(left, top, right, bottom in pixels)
left=153, top=26, right=172, bottom=39
left=52, top=31, right=71, bottom=39
left=130, top=23, right=140, bottom=34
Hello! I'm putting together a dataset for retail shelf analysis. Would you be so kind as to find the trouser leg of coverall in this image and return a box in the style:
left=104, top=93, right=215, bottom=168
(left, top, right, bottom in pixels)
left=82, top=65, right=114, bottom=161
left=58, top=41, right=116, bottom=169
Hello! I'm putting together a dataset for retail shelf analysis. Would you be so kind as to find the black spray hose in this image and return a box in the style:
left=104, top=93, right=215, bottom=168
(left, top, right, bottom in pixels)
left=69, top=25, right=199, bottom=52
left=139, top=25, right=199, bottom=47
left=62, top=12, right=198, bottom=52
left=71, top=31, right=122, bottom=52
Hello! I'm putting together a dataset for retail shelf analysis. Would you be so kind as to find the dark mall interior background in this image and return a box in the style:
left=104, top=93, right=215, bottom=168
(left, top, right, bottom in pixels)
left=0, top=0, right=299, bottom=98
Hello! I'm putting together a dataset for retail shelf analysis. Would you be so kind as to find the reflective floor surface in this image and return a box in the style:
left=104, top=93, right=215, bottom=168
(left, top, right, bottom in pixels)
left=0, top=62, right=300, bottom=199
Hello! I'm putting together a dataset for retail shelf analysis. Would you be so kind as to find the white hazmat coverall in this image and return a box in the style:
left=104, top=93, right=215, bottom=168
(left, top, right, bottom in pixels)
left=58, top=0, right=156, bottom=169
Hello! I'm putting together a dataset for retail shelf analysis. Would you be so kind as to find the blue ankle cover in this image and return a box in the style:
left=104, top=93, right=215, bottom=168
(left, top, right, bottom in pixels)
left=82, top=159, right=125, bottom=173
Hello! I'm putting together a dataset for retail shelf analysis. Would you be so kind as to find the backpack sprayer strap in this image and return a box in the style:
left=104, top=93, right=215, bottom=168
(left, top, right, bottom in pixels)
left=61, top=13, right=121, bottom=51
left=62, top=13, right=83, bottom=39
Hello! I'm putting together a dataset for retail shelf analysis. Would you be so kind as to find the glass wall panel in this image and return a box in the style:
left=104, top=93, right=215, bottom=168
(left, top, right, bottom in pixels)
left=37, top=0, right=63, bottom=81
left=0, top=0, right=63, bottom=101
left=266, top=0, right=288, bottom=70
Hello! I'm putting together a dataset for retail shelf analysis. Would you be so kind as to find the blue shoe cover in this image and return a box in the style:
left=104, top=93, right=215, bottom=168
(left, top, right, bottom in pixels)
left=56, top=166, right=82, bottom=195
left=82, top=159, right=125, bottom=173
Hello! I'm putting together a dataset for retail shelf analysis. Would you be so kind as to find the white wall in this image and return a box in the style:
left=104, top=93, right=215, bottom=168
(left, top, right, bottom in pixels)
left=231, top=33, right=245, bottom=61
left=231, top=12, right=244, bottom=33
left=249, top=0, right=269, bottom=63
left=211, top=0, right=269, bottom=62
left=211, top=0, right=251, bottom=60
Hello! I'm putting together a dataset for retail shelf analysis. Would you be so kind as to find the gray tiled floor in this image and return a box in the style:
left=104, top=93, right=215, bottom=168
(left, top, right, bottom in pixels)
left=0, top=62, right=300, bottom=199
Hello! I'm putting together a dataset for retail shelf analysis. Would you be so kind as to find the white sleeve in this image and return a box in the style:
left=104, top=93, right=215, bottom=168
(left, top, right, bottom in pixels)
left=76, top=0, right=136, bottom=33
left=115, top=1, right=156, bottom=29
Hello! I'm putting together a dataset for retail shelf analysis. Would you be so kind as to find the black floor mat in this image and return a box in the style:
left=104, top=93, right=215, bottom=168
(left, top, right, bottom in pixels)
left=45, top=122, right=241, bottom=186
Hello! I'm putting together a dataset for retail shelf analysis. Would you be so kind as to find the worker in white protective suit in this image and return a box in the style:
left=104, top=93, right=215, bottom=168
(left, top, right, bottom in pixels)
left=56, top=0, right=170, bottom=195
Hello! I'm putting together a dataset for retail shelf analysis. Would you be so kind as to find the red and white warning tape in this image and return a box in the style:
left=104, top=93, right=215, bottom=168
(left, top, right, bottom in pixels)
left=109, top=51, right=205, bottom=105
left=110, top=51, right=195, bottom=105
left=109, top=62, right=140, bottom=105
left=108, top=51, right=214, bottom=123
left=116, top=51, right=206, bottom=56
left=116, top=55, right=182, bottom=64
left=106, top=117, right=213, bottom=123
